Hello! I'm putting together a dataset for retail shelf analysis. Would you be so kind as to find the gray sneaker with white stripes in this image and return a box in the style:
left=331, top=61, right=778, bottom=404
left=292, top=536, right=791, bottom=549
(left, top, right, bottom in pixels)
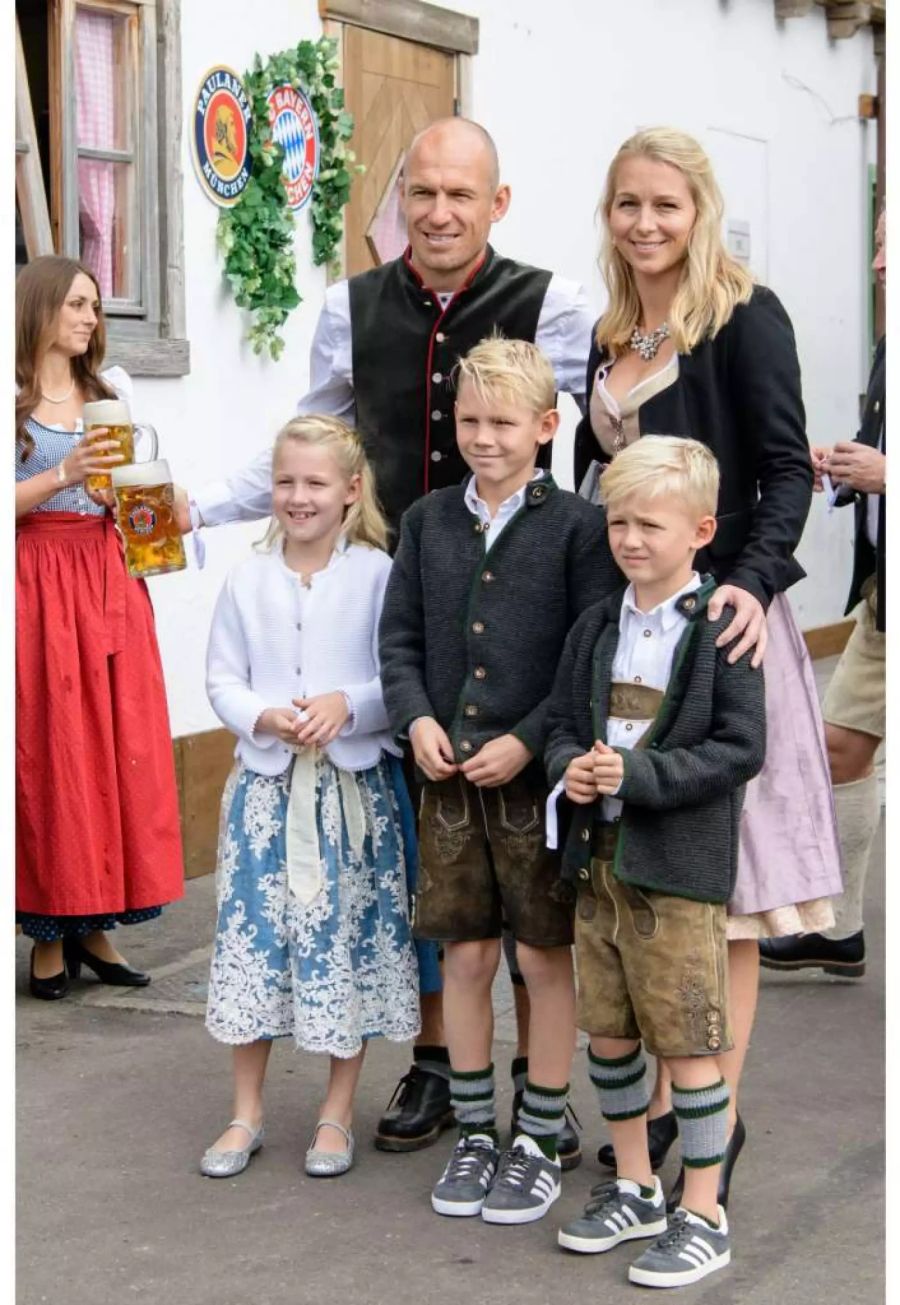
left=480, top=1134, right=562, bottom=1225
left=558, top=1177, right=668, bottom=1254
left=431, top=1133, right=500, bottom=1217
left=628, top=1205, right=731, bottom=1287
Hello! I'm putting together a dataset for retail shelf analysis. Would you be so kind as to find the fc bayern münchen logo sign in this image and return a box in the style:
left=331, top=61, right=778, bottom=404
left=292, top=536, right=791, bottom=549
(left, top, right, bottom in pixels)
left=266, top=83, right=320, bottom=211
left=192, top=66, right=252, bottom=207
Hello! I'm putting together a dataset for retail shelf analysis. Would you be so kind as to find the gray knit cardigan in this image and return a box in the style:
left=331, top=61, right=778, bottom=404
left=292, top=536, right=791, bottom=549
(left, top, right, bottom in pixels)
left=544, top=579, right=766, bottom=902
left=378, top=475, right=619, bottom=763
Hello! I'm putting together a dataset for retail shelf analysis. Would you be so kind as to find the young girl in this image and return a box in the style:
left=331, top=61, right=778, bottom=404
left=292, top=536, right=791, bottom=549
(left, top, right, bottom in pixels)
left=15, top=256, right=183, bottom=998
left=201, top=415, right=420, bottom=1179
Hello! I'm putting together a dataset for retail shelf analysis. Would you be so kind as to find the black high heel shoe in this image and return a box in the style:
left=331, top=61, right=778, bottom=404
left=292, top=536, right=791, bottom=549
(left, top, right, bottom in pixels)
left=29, top=948, right=69, bottom=1001
left=63, top=937, right=151, bottom=987
left=666, top=1114, right=745, bottom=1213
left=596, top=1110, right=678, bottom=1171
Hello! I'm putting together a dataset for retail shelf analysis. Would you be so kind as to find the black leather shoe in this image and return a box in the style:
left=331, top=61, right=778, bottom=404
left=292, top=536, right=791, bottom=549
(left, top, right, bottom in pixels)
left=666, top=1114, right=745, bottom=1213
left=63, top=937, right=151, bottom=987
left=374, top=1064, right=454, bottom=1151
left=758, top=930, right=865, bottom=978
left=596, top=1110, right=678, bottom=1171
left=510, top=1093, right=583, bottom=1172
left=29, top=948, right=69, bottom=1001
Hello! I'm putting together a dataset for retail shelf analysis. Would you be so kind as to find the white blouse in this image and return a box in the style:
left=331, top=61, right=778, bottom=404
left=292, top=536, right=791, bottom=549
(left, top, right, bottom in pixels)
left=206, top=538, right=400, bottom=776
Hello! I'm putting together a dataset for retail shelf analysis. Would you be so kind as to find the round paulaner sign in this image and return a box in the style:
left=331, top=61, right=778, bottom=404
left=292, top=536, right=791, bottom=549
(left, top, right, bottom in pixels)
left=192, top=65, right=252, bottom=207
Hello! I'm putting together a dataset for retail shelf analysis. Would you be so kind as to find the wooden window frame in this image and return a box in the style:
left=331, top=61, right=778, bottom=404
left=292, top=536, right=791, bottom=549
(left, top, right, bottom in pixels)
left=18, top=0, right=188, bottom=375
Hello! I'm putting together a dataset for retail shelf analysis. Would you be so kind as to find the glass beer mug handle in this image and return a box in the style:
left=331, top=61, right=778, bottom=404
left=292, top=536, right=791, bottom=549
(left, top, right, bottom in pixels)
left=134, top=422, right=159, bottom=463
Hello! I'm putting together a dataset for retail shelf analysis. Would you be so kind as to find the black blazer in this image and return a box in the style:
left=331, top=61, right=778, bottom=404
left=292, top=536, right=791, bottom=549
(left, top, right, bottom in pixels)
left=837, top=335, right=885, bottom=631
left=574, top=286, right=813, bottom=610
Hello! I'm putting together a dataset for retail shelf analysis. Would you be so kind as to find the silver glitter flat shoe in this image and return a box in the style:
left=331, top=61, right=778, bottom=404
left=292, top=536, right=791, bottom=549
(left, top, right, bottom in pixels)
left=200, top=1118, right=264, bottom=1178
left=305, top=1119, right=354, bottom=1177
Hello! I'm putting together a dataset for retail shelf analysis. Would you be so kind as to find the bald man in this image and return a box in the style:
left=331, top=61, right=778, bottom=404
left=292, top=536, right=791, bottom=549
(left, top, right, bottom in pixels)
left=187, top=118, right=594, bottom=1165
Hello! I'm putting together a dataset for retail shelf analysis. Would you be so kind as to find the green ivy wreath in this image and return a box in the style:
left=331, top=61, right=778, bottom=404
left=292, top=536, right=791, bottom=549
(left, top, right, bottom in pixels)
left=216, top=37, right=361, bottom=360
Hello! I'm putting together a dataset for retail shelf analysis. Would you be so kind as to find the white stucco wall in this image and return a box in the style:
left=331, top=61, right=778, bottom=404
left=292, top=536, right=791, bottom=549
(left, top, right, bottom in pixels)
left=131, top=0, right=877, bottom=738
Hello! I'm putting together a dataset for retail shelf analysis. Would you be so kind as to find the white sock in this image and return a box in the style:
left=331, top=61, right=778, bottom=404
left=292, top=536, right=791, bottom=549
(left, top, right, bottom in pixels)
left=823, top=774, right=880, bottom=940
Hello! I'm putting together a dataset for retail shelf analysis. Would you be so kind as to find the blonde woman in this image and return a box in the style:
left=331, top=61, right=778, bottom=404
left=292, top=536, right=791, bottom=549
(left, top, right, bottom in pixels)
left=200, top=416, right=420, bottom=1180
left=576, top=128, right=841, bottom=1208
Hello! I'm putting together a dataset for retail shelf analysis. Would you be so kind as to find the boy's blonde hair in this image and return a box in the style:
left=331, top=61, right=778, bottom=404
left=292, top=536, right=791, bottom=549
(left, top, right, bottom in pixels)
left=261, top=414, right=389, bottom=552
left=597, top=127, right=754, bottom=357
left=599, top=436, right=720, bottom=519
left=455, top=336, right=556, bottom=414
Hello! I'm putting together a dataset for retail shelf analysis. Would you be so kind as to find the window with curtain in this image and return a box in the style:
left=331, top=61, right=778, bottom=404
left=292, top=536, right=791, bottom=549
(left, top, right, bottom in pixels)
left=15, top=0, right=189, bottom=375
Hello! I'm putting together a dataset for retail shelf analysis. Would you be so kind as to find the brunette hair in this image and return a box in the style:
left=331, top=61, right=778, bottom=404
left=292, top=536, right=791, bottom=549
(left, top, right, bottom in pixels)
left=597, top=127, right=754, bottom=357
left=15, top=256, right=115, bottom=459
left=260, top=414, right=389, bottom=552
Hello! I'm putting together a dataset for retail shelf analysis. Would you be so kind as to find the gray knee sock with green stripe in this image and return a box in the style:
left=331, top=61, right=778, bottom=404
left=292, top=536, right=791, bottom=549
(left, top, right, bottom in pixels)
left=516, top=1080, right=568, bottom=1162
left=671, top=1078, right=729, bottom=1167
left=588, top=1045, right=650, bottom=1121
left=450, top=1065, right=497, bottom=1142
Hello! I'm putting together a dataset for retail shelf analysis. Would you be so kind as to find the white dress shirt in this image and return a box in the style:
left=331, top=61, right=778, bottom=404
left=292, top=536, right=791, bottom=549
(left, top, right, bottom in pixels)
left=206, top=538, right=400, bottom=775
left=545, top=573, right=702, bottom=844
left=462, top=469, right=545, bottom=552
left=193, top=273, right=595, bottom=529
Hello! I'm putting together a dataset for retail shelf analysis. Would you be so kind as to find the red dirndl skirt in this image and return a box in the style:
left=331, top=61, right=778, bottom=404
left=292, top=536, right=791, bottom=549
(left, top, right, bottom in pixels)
left=16, top=512, right=184, bottom=915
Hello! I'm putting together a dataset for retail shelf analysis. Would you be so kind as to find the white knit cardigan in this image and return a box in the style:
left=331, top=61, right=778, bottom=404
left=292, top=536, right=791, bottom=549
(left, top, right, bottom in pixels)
left=206, top=539, right=400, bottom=775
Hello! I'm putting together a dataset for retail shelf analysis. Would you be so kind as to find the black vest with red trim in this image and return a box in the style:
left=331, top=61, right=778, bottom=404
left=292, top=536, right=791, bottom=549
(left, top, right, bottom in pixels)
left=348, top=245, right=552, bottom=536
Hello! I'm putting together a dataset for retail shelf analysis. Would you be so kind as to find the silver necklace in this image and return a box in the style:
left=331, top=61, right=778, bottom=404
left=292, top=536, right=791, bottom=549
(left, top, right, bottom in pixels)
left=629, top=322, right=670, bottom=361
left=41, top=378, right=76, bottom=404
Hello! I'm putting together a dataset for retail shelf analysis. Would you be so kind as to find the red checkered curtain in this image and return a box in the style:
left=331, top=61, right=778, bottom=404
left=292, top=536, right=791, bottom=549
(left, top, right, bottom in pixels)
left=75, top=9, right=115, bottom=296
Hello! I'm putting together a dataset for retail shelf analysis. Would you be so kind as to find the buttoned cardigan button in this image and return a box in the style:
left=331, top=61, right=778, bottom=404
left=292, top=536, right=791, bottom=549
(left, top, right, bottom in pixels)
left=472, top=621, right=485, bottom=634
left=473, top=666, right=487, bottom=680
left=577, top=866, right=590, bottom=881
left=482, top=570, right=495, bottom=583
left=580, top=828, right=591, bottom=843
left=464, top=704, right=478, bottom=717
left=459, top=739, right=473, bottom=754
left=531, top=485, right=545, bottom=499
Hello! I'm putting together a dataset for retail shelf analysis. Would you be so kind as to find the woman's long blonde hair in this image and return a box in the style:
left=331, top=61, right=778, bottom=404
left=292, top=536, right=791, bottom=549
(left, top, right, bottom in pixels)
left=260, top=414, right=389, bottom=552
left=597, top=127, right=754, bottom=356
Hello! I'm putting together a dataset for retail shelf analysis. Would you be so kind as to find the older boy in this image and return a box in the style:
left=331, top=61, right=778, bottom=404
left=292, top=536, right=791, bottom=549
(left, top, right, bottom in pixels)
left=379, top=338, right=617, bottom=1225
left=546, top=437, right=765, bottom=1287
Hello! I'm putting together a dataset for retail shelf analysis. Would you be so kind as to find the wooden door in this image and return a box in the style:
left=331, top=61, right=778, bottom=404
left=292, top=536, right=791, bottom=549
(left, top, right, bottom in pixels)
left=342, top=25, right=456, bottom=276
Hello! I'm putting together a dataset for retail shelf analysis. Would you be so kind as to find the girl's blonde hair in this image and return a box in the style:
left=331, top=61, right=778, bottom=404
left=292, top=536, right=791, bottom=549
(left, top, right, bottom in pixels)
left=599, top=435, right=720, bottom=519
left=260, top=414, right=389, bottom=552
left=597, top=127, right=754, bottom=357
left=455, top=336, right=556, bottom=415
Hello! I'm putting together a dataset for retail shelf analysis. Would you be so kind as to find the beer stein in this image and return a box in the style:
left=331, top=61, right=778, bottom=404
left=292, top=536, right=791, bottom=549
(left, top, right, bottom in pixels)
left=111, top=459, right=187, bottom=579
left=82, top=398, right=158, bottom=494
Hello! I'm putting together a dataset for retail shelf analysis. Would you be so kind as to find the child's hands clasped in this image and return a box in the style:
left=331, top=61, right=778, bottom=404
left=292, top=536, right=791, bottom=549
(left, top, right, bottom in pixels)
left=256, top=707, right=304, bottom=745
left=564, top=740, right=624, bottom=802
left=593, top=740, right=624, bottom=794
left=461, top=733, right=532, bottom=788
left=292, top=692, right=350, bottom=747
left=564, top=751, right=598, bottom=804
left=411, top=717, right=458, bottom=781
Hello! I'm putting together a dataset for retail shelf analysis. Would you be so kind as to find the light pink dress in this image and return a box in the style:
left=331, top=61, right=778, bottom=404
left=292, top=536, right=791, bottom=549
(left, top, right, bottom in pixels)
left=584, top=357, right=838, bottom=940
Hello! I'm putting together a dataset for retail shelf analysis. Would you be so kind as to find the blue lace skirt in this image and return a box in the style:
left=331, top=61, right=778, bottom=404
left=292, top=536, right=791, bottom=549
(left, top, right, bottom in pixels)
left=206, top=753, right=421, bottom=1058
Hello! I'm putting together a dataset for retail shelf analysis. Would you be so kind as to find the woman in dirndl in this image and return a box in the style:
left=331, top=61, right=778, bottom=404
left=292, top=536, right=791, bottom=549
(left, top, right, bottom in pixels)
left=576, top=127, right=842, bottom=1206
left=15, top=255, right=184, bottom=999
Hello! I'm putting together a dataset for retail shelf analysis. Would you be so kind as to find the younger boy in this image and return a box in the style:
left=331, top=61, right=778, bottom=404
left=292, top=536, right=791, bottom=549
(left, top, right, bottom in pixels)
left=545, top=437, right=765, bottom=1287
left=379, top=337, right=618, bottom=1225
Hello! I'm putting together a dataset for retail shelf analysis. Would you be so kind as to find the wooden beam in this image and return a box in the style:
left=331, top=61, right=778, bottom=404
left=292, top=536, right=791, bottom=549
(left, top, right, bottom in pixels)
left=803, top=618, right=855, bottom=660
left=15, top=18, right=53, bottom=257
left=319, top=0, right=479, bottom=55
